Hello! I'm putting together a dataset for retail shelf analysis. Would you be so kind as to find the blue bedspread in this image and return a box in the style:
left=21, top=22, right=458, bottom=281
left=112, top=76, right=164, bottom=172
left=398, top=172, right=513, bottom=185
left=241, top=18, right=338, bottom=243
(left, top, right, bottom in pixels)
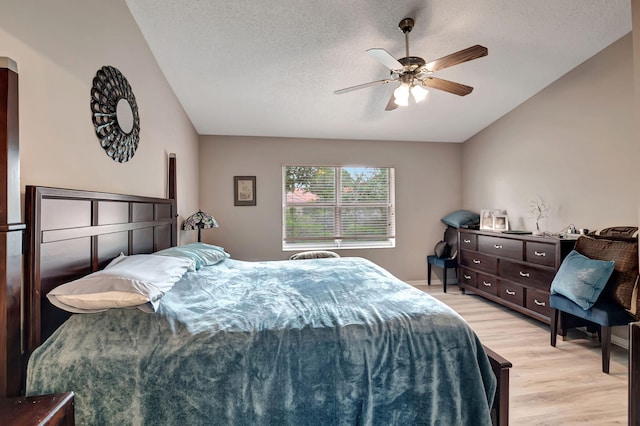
left=27, top=257, right=495, bottom=425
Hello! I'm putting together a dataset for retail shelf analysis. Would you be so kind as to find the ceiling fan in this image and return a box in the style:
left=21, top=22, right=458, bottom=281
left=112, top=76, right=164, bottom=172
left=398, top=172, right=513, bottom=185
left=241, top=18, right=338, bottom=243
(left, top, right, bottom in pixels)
left=334, top=18, right=488, bottom=111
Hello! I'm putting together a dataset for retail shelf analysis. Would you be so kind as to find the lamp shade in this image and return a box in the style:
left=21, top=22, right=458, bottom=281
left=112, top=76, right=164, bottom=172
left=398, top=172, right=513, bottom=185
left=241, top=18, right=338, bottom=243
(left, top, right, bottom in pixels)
left=393, top=83, right=410, bottom=106
left=183, top=210, right=218, bottom=242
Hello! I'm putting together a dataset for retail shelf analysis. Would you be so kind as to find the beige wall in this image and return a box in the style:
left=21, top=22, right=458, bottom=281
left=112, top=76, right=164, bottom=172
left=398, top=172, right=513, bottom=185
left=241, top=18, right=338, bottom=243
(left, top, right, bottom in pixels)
left=0, top=0, right=199, bottom=241
left=462, top=34, right=637, bottom=233
left=199, top=136, right=462, bottom=281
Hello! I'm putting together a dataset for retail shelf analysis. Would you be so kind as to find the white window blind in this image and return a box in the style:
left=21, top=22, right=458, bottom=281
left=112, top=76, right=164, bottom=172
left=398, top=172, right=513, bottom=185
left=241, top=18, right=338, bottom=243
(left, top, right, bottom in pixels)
left=283, top=166, right=396, bottom=250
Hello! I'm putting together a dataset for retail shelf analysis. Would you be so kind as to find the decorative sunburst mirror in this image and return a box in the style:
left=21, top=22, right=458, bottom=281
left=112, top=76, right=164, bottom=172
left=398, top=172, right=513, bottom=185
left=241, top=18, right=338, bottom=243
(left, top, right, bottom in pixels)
left=90, top=65, right=140, bottom=162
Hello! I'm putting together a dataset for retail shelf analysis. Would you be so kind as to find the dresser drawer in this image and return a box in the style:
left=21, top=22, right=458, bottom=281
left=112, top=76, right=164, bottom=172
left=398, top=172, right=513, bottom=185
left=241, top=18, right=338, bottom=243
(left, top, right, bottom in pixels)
left=460, top=267, right=477, bottom=287
left=478, top=235, right=523, bottom=261
left=526, top=241, right=557, bottom=267
left=525, top=288, right=552, bottom=318
left=499, top=281, right=525, bottom=306
left=499, top=260, right=555, bottom=291
left=459, top=233, right=477, bottom=251
left=460, top=251, right=498, bottom=274
left=477, top=273, right=498, bottom=296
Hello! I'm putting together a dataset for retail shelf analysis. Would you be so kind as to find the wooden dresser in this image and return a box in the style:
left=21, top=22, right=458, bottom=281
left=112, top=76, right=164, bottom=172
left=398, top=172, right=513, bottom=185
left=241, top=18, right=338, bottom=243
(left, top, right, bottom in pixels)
left=458, top=229, right=575, bottom=323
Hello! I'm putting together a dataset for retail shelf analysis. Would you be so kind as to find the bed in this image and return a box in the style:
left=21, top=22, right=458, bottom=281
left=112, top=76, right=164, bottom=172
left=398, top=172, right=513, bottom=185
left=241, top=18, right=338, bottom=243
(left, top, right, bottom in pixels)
left=20, top=184, right=510, bottom=425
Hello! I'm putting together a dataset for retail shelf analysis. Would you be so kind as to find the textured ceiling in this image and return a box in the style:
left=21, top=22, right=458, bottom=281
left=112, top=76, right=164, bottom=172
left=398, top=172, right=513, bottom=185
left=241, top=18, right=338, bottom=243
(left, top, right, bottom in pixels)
left=125, top=0, right=631, bottom=143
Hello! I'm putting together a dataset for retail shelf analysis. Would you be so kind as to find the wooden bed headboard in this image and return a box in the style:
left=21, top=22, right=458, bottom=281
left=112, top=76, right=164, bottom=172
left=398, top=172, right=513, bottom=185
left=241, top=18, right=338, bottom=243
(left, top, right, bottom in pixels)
left=24, top=186, right=178, bottom=358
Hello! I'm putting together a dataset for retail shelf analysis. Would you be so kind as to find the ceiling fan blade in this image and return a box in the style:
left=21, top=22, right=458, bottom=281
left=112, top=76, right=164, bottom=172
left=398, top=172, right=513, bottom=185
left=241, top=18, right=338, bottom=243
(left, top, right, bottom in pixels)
left=366, top=48, right=404, bottom=71
left=334, top=78, right=396, bottom=95
left=421, top=77, right=474, bottom=96
left=385, top=93, right=398, bottom=111
left=425, top=45, right=488, bottom=72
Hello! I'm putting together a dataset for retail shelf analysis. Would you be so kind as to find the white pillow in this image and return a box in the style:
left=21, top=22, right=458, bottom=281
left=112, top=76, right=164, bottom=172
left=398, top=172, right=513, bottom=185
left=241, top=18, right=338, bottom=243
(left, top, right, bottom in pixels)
left=47, top=253, right=193, bottom=313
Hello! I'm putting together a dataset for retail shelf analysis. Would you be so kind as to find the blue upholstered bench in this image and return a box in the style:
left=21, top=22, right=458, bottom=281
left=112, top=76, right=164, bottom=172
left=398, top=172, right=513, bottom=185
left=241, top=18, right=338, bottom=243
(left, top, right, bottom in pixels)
left=426, top=255, right=458, bottom=293
left=549, top=231, right=638, bottom=374
left=550, top=293, right=634, bottom=373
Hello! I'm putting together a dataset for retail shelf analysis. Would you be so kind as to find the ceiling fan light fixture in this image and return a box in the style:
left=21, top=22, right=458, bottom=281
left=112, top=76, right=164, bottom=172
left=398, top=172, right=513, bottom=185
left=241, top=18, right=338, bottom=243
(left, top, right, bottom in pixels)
left=411, top=84, right=429, bottom=103
left=393, top=83, right=410, bottom=106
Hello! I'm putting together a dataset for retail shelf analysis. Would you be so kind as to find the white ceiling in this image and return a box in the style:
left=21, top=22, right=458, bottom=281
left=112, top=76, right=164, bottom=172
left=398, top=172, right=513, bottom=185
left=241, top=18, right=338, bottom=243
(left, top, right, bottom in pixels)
left=125, top=0, right=631, bottom=143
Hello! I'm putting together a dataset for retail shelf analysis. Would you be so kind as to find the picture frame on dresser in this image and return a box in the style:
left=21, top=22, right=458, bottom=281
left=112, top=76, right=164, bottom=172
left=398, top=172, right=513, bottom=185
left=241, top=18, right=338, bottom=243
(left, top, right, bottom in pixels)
left=493, top=215, right=509, bottom=232
left=480, top=209, right=502, bottom=231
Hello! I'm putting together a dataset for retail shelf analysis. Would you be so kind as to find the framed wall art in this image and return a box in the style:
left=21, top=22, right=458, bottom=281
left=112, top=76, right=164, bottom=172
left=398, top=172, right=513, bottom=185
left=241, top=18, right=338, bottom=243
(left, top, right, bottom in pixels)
left=234, top=176, right=256, bottom=206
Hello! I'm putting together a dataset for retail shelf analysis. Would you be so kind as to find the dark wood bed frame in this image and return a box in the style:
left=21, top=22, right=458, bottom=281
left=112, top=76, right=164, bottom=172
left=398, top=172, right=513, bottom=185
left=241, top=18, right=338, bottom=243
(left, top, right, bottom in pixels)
left=1, top=57, right=512, bottom=425
left=631, top=322, right=640, bottom=425
left=23, top=185, right=178, bottom=357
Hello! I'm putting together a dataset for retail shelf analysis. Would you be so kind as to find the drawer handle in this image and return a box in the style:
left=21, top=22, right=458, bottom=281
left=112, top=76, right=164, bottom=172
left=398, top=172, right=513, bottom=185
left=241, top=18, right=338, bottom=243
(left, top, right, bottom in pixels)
left=494, top=244, right=503, bottom=249
left=519, top=271, right=530, bottom=278
left=534, top=299, right=546, bottom=307
left=463, top=239, right=471, bottom=243
left=534, top=251, right=546, bottom=257
left=482, top=281, right=492, bottom=287
left=464, top=274, right=472, bottom=280
left=505, top=289, right=516, bottom=296
left=473, top=259, right=481, bottom=264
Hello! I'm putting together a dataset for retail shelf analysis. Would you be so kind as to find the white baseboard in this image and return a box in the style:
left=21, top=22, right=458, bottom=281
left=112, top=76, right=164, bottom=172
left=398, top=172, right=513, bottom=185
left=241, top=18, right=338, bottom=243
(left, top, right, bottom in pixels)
left=407, top=279, right=459, bottom=287
left=612, top=334, right=629, bottom=350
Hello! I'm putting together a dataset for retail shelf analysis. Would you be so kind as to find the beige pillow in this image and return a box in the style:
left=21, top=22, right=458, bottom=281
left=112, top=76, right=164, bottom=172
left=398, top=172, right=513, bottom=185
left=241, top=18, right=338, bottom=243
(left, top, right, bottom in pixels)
left=56, top=290, right=149, bottom=311
left=47, top=254, right=193, bottom=313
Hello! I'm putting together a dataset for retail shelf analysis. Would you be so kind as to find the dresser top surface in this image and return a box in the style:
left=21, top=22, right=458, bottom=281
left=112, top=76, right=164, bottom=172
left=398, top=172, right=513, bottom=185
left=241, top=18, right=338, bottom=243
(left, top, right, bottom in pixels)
left=459, top=229, right=576, bottom=244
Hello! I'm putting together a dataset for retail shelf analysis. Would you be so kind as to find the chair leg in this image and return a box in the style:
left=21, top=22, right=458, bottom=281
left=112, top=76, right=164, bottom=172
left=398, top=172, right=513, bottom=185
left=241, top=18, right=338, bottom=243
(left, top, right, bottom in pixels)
left=427, top=263, right=432, bottom=286
left=550, top=309, right=559, bottom=347
left=601, top=325, right=611, bottom=374
left=443, top=268, right=448, bottom=293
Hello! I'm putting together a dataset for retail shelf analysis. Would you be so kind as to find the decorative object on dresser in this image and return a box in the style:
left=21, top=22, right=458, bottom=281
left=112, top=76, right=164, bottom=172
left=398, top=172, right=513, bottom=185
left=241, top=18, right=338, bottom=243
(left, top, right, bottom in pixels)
left=529, top=196, right=550, bottom=236
left=480, top=209, right=504, bottom=231
left=183, top=210, right=218, bottom=242
left=549, top=232, right=638, bottom=373
left=458, top=229, right=575, bottom=323
left=0, top=392, right=75, bottom=425
left=493, top=215, right=509, bottom=232
left=234, top=176, right=256, bottom=206
left=90, top=65, right=140, bottom=163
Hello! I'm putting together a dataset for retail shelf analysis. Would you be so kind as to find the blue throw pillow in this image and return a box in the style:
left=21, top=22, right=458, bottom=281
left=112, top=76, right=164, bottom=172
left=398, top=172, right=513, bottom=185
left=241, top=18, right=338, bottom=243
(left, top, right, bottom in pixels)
left=550, top=250, right=615, bottom=310
left=441, top=210, right=480, bottom=228
left=155, top=243, right=229, bottom=270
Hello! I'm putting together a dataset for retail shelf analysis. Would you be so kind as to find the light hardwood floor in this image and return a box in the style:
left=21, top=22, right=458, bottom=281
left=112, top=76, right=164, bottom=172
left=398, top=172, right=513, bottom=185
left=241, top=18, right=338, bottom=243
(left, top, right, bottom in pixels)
left=416, top=283, right=628, bottom=425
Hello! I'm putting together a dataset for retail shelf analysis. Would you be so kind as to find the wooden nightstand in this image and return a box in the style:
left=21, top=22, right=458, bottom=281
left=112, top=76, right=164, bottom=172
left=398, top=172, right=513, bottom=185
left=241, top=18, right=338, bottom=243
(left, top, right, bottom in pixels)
left=0, top=392, right=74, bottom=425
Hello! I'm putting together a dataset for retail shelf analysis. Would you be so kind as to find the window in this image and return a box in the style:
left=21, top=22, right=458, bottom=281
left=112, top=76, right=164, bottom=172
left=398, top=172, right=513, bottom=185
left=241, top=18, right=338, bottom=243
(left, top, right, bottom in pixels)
left=282, top=166, right=395, bottom=250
